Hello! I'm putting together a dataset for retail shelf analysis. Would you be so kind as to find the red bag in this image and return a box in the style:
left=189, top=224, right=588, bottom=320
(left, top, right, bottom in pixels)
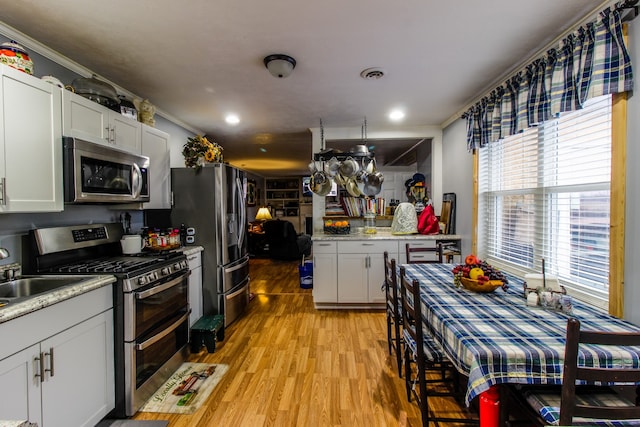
left=417, top=204, right=440, bottom=235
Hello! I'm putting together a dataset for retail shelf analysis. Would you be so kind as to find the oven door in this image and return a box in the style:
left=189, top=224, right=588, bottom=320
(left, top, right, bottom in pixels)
left=124, top=310, right=190, bottom=415
left=124, top=273, right=189, bottom=342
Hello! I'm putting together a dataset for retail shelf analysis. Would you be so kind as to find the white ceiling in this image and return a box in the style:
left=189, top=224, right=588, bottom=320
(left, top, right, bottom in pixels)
left=0, top=0, right=608, bottom=176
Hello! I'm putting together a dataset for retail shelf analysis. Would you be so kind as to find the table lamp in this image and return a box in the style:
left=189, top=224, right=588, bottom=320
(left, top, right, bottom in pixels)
left=255, top=207, right=272, bottom=222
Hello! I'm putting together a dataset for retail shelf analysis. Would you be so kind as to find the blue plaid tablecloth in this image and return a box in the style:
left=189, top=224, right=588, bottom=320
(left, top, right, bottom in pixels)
left=399, top=263, right=640, bottom=406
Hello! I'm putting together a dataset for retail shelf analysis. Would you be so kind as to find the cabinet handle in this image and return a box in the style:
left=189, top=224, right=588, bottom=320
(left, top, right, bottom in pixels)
left=35, top=353, right=45, bottom=382
left=45, top=347, right=54, bottom=377
left=0, top=177, right=5, bottom=206
left=110, top=126, right=116, bottom=143
left=318, top=243, right=332, bottom=246
left=361, top=243, right=375, bottom=246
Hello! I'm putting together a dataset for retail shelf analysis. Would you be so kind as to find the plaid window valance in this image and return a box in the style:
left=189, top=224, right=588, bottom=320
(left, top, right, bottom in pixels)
left=464, top=4, right=633, bottom=151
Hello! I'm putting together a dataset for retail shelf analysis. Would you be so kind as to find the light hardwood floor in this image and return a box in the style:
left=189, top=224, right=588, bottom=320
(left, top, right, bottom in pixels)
left=132, top=257, right=475, bottom=426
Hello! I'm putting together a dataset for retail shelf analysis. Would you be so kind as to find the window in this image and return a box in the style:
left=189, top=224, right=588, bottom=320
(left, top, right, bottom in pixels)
left=478, top=95, right=612, bottom=308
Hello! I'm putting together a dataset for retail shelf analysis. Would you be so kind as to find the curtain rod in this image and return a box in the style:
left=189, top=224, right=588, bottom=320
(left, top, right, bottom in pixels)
left=441, top=0, right=634, bottom=128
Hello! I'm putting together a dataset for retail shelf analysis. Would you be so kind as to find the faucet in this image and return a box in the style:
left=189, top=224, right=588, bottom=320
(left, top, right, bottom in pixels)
left=0, top=247, right=9, bottom=260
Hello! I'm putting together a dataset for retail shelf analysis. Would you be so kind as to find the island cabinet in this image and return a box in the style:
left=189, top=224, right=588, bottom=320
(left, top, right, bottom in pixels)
left=0, top=285, right=114, bottom=427
left=62, top=90, right=141, bottom=153
left=0, top=64, right=63, bottom=213
left=312, top=238, right=397, bottom=308
left=337, top=240, right=397, bottom=304
left=311, top=232, right=461, bottom=309
left=312, top=241, right=337, bottom=303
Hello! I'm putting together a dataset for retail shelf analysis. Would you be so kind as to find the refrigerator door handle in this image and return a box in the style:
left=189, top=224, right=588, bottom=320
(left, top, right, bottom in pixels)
left=236, top=176, right=247, bottom=250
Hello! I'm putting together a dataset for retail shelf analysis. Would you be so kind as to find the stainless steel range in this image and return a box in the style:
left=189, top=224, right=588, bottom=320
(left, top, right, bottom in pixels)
left=23, top=223, right=190, bottom=418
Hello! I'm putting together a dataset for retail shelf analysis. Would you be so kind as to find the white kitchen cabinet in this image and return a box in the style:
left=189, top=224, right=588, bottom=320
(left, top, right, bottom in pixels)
left=337, top=253, right=369, bottom=302
left=0, top=344, right=41, bottom=425
left=187, top=250, right=203, bottom=326
left=337, top=240, right=396, bottom=304
left=0, top=64, right=63, bottom=213
left=141, top=124, right=171, bottom=209
left=312, top=241, right=338, bottom=303
left=62, top=90, right=141, bottom=153
left=0, top=285, right=114, bottom=427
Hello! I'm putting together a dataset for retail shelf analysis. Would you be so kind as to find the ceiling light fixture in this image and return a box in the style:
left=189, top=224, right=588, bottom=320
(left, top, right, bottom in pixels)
left=225, top=114, right=240, bottom=125
left=263, top=54, right=296, bottom=78
left=389, top=110, right=405, bottom=122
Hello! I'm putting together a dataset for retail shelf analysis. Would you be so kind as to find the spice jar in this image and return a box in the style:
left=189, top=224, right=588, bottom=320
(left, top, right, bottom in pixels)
left=364, top=212, right=377, bottom=234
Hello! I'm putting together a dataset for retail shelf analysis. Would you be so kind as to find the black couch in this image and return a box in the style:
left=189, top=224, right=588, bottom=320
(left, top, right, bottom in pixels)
left=262, top=219, right=312, bottom=260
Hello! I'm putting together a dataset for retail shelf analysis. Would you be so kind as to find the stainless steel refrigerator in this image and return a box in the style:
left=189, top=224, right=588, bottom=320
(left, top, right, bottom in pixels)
left=171, top=164, right=249, bottom=327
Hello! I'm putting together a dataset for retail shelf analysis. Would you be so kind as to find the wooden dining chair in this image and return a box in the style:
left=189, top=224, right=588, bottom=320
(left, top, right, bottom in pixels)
left=405, top=243, right=443, bottom=264
left=399, top=266, right=479, bottom=426
left=518, top=317, right=640, bottom=426
left=384, top=251, right=403, bottom=377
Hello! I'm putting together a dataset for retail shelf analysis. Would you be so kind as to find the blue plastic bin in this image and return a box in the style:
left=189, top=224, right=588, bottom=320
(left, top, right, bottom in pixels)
left=298, top=260, right=313, bottom=289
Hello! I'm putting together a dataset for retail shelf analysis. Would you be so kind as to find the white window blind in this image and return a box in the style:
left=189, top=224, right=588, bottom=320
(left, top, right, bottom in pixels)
left=478, top=95, right=612, bottom=308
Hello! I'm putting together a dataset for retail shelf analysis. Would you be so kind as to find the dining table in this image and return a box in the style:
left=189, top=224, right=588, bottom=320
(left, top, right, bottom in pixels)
left=399, top=262, right=640, bottom=427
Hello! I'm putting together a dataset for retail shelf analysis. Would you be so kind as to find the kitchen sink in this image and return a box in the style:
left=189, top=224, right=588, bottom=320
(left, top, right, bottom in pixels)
left=0, top=276, right=86, bottom=300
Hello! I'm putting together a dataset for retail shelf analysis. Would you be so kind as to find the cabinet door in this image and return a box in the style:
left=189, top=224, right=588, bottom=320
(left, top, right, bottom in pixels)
left=62, top=90, right=110, bottom=145
left=141, top=125, right=171, bottom=209
left=0, top=344, right=42, bottom=426
left=187, top=252, right=203, bottom=326
left=0, top=65, right=63, bottom=212
left=367, top=254, right=387, bottom=304
left=111, top=112, right=141, bottom=153
left=313, top=252, right=338, bottom=303
left=41, top=310, right=114, bottom=427
left=337, top=253, right=369, bottom=302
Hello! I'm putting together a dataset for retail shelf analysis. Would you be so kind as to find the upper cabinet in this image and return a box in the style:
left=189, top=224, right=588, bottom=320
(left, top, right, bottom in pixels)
left=141, top=124, right=171, bottom=209
left=0, top=65, right=63, bottom=213
left=62, top=90, right=141, bottom=153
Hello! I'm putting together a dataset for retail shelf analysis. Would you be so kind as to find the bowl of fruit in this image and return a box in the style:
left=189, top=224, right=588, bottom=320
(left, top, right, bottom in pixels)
left=452, top=254, right=509, bottom=293
left=324, top=219, right=350, bottom=235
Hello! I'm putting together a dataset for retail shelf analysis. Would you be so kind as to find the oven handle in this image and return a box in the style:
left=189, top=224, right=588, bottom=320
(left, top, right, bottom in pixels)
left=135, top=273, right=188, bottom=300
left=136, top=311, right=190, bottom=351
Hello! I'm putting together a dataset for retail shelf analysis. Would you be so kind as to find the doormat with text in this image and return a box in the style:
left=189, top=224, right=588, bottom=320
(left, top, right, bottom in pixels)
left=138, top=363, right=228, bottom=415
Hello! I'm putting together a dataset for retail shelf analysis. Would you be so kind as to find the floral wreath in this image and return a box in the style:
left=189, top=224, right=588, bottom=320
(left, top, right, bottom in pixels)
left=182, top=135, right=223, bottom=169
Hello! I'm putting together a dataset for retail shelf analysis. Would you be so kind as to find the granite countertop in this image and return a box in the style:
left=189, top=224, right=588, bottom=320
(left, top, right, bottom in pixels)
left=0, top=275, right=116, bottom=324
left=173, top=245, right=204, bottom=256
left=312, top=228, right=461, bottom=241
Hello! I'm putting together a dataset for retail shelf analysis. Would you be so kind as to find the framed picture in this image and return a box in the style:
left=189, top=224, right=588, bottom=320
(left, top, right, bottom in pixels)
left=246, top=180, right=256, bottom=206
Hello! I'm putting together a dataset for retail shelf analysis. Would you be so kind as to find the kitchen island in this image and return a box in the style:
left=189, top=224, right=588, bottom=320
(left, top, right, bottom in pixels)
left=311, top=229, right=461, bottom=308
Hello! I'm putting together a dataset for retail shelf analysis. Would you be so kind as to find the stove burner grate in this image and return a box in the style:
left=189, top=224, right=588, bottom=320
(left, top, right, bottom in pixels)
left=52, top=257, right=161, bottom=274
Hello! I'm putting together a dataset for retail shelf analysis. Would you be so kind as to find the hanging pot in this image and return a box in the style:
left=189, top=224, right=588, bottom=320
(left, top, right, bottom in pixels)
left=345, top=177, right=363, bottom=197
left=311, top=174, right=333, bottom=196
left=363, top=172, right=384, bottom=196
left=339, top=157, right=360, bottom=178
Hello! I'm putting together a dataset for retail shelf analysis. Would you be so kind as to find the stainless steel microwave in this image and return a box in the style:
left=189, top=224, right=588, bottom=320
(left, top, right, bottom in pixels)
left=63, top=137, right=150, bottom=204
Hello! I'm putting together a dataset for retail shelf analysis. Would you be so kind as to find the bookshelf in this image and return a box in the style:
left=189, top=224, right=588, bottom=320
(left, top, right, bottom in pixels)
left=265, top=177, right=301, bottom=217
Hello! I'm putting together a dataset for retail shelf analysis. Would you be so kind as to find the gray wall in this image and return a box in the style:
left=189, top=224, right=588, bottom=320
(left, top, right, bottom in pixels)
left=441, top=120, right=474, bottom=257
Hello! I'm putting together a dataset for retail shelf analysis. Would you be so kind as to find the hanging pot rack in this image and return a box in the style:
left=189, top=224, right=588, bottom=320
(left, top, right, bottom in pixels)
left=310, top=118, right=383, bottom=197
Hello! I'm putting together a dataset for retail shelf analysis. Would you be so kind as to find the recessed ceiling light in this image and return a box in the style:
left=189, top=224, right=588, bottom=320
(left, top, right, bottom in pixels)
left=225, top=114, right=240, bottom=125
left=389, top=110, right=405, bottom=122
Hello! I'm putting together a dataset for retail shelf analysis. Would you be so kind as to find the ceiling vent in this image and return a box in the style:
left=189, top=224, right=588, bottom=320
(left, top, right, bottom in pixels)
left=360, top=68, right=385, bottom=80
